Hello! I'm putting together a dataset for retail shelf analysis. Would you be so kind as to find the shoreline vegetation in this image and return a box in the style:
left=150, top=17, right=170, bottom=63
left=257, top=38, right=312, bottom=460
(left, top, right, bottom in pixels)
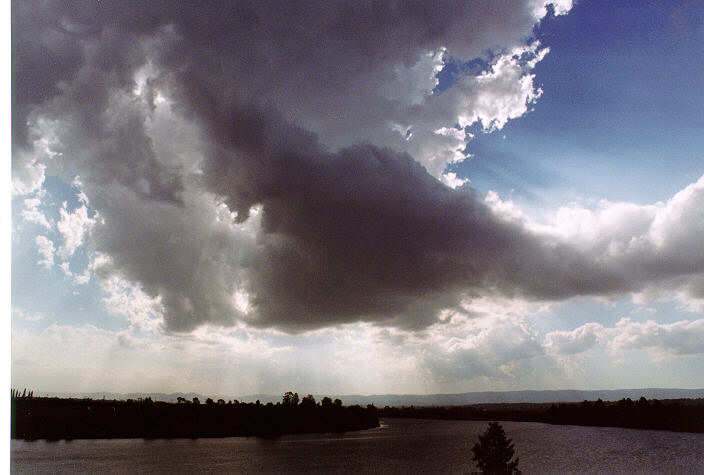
left=12, top=388, right=703, bottom=441
left=11, top=390, right=379, bottom=441
left=379, top=397, right=704, bottom=433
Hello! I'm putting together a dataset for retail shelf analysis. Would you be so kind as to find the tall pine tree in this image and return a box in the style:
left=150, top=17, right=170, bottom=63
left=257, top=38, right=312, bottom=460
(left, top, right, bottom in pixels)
left=472, top=422, right=520, bottom=474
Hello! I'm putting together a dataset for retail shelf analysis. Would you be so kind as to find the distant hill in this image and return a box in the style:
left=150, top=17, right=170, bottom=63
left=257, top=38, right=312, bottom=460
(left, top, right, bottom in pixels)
left=327, top=388, right=704, bottom=407
left=41, top=388, right=704, bottom=407
left=45, top=392, right=205, bottom=403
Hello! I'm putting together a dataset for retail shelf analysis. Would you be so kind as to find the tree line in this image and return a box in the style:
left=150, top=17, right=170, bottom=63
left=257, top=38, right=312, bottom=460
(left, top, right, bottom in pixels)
left=379, top=397, right=704, bottom=433
left=543, top=397, right=704, bottom=432
left=12, top=390, right=379, bottom=440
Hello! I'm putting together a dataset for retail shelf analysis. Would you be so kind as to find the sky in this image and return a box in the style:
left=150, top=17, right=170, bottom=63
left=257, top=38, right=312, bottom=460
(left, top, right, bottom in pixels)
left=10, top=0, right=704, bottom=398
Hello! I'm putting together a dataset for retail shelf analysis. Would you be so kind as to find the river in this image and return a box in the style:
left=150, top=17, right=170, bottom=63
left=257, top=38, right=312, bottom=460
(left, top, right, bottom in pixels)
left=11, top=418, right=704, bottom=473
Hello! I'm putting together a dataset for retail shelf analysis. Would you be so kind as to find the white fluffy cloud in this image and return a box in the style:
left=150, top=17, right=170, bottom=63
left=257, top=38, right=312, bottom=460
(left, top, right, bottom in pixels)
left=676, top=275, right=704, bottom=312
left=611, top=318, right=704, bottom=357
left=99, top=275, right=165, bottom=332
left=544, top=317, right=704, bottom=361
left=12, top=153, right=46, bottom=196
left=376, top=43, right=550, bottom=178
left=454, top=42, right=548, bottom=132
left=424, top=315, right=545, bottom=382
left=21, top=196, right=51, bottom=229
left=545, top=323, right=605, bottom=355
left=34, top=235, right=55, bottom=270
left=488, top=173, right=704, bottom=308
left=56, top=202, right=94, bottom=259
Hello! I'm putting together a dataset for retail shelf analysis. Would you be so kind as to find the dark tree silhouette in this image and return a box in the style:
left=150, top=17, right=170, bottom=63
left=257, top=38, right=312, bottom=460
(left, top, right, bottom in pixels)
left=472, top=422, right=520, bottom=474
left=282, top=391, right=299, bottom=406
left=300, top=394, right=316, bottom=408
left=12, top=392, right=379, bottom=439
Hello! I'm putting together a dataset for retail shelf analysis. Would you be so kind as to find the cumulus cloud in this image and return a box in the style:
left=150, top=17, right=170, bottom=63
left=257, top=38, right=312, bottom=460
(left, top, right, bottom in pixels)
left=490, top=174, right=704, bottom=307
left=99, top=274, right=164, bottom=332
left=197, top=108, right=632, bottom=330
left=21, top=196, right=51, bottom=229
left=15, top=0, right=703, bottom=335
left=611, top=318, right=704, bottom=357
left=12, top=153, right=46, bottom=196
left=675, top=274, right=704, bottom=312
left=545, top=323, right=604, bottom=355
left=12, top=0, right=582, bottom=333
left=35, top=235, right=55, bottom=269
left=72, top=268, right=92, bottom=286
left=56, top=202, right=94, bottom=259
left=399, top=297, right=553, bottom=384
left=59, top=261, right=72, bottom=277
left=424, top=315, right=545, bottom=382
left=376, top=42, right=550, bottom=177
left=451, top=42, right=549, bottom=132
left=543, top=317, right=704, bottom=361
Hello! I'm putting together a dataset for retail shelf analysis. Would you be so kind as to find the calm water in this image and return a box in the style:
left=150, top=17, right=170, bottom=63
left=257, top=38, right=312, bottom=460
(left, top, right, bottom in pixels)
left=11, top=418, right=704, bottom=473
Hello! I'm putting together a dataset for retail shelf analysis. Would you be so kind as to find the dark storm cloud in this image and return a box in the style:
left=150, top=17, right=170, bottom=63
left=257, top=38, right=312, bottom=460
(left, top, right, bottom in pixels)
left=182, top=96, right=628, bottom=330
left=22, top=0, right=690, bottom=333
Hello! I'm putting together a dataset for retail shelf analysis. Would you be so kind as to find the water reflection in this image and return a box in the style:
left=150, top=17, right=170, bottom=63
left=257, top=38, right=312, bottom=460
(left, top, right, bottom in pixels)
left=12, top=418, right=704, bottom=474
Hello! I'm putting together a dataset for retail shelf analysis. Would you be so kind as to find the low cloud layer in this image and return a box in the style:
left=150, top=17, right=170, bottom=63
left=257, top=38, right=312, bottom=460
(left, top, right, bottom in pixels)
left=12, top=0, right=704, bottom=334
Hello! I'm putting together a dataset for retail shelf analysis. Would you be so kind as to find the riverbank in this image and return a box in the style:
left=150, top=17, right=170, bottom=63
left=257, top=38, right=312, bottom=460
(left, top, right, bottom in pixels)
left=12, top=395, right=379, bottom=440
left=378, top=397, right=704, bottom=433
